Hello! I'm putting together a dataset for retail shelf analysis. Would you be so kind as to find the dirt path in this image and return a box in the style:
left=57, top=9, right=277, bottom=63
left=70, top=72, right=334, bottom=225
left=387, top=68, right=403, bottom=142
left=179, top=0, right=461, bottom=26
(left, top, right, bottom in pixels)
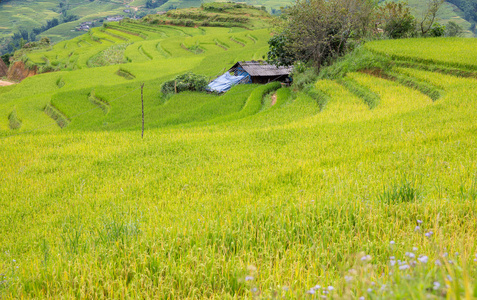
left=0, top=80, right=15, bottom=86
left=270, top=93, right=277, bottom=106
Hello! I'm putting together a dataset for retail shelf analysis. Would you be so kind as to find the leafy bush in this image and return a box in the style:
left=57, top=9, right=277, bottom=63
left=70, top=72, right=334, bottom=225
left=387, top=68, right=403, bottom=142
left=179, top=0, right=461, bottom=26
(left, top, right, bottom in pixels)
left=291, top=66, right=317, bottom=91
left=161, top=72, right=208, bottom=96
left=8, top=109, right=22, bottom=130
left=378, top=2, right=416, bottom=39
left=267, top=34, right=295, bottom=67
left=1, top=53, right=12, bottom=66
left=429, top=22, right=445, bottom=37
left=445, top=21, right=464, bottom=37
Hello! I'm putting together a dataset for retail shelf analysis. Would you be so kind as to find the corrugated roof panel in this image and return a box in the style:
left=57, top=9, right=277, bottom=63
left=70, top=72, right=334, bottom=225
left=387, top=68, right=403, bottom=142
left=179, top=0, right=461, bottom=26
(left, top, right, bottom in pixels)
left=231, top=61, right=293, bottom=77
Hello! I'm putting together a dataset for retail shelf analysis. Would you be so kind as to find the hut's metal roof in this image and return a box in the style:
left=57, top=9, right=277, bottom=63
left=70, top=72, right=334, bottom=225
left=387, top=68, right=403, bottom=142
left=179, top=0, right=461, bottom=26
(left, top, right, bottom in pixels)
left=230, top=60, right=292, bottom=77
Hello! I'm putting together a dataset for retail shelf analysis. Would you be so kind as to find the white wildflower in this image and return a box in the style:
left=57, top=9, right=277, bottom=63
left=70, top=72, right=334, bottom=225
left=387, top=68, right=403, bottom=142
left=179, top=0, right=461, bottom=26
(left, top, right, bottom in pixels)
left=399, top=264, right=410, bottom=270
left=418, top=256, right=428, bottom=264
left=361, top=255, right=372, bottom=261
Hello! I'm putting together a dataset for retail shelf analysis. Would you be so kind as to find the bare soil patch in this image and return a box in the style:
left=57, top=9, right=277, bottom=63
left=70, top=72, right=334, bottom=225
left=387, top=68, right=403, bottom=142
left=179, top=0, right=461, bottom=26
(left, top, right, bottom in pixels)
left=270, top=93, right=277, bottom=106
left=0, top=80, right=15, bottom=86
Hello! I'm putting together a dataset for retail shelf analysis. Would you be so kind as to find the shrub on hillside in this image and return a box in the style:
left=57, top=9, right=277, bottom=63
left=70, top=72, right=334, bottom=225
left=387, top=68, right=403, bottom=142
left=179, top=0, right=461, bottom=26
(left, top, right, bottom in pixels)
left=429, top=22, right=445, bottom=37
left=377, top=2, right=416, bottom=39
left=291, top=65, right=318, bottom=91
left=161, top=73, right=208, bottom=96
left=445, top=21, right=464, bottom=37
left=1, top=53, right=12, bottom=66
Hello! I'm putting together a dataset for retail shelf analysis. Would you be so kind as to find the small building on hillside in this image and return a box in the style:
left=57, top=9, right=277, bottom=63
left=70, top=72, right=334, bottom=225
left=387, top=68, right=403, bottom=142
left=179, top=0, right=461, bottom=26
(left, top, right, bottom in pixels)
left=106, top=15, right=124, bottom=22
left=207, top=60, right=292, bottom=93
left=229, top=60, right=293, bottom=84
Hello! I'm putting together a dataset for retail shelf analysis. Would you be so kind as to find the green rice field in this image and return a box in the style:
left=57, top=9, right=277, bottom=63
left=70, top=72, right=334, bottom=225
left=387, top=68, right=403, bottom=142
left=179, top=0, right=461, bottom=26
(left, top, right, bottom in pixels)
left=1, top=19, right=477, bottom=298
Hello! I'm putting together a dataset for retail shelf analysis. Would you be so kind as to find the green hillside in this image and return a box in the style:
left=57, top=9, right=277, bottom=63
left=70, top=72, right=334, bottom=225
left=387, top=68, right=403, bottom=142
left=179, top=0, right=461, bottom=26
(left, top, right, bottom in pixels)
left=0, top=0, right=135, bottom=52
left=142, top=2, right=272, bottom=29
left=1, top=0, right=475, bottom=55
left=386, top=0, right=475, bottom=36
left=0, top=0, right=273, bottom=55
left=1, top=7, right=477, bottom=295
left=1, top=25, right=270, bottom=131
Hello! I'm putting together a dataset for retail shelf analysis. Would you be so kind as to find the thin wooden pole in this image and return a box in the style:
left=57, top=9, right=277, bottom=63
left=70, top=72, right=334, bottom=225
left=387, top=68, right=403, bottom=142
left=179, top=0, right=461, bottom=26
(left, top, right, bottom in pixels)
left=141, top=83, right=144, bottom=139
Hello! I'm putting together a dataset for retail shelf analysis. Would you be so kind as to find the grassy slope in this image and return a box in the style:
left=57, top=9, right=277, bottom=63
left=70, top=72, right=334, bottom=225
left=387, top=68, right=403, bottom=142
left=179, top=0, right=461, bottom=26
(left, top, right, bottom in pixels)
left=0, top=15, right=271, bottom=131
left=365, top=37, right=477, bottom=69
left=1, top=28, right=477, bottom=298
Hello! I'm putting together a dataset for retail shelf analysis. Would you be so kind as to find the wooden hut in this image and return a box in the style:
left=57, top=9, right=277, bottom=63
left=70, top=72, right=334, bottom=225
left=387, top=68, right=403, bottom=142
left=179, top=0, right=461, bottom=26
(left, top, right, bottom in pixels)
left=228, top=60, right=292, bottom=84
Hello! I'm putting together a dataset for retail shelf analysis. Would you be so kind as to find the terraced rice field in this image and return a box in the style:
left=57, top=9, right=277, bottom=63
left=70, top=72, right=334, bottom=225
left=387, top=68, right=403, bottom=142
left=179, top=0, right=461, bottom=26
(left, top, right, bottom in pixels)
left=365, top=37, right=477, bottom=70
left=1, top=23, right=477, bottom=298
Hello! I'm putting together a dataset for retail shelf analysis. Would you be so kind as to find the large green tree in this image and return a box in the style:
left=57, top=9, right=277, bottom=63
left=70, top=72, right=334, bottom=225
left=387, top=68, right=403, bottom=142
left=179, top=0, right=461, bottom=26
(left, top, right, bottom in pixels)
left=270, top=0, right=377, bottom=68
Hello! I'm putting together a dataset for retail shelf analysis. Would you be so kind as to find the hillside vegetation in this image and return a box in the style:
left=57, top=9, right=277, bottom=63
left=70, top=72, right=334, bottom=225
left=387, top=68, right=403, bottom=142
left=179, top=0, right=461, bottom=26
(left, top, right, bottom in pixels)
left=142, top=2, right=272, bottom=29
left=1, top=6, right=477, bottom=298
left=391, top=0, right=476, bottom=36
left=1, top=0, right=475, bottom=55
left=0, top=5, right=271, bottom=131
left=0, top=0, right=274, bottom=55
left=0, top=0, right=139, bottom=53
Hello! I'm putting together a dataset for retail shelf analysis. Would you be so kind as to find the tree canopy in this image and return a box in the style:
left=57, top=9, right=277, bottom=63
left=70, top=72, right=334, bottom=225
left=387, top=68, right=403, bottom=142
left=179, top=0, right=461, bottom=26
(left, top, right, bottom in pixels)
left=269, top=0, right=377, bottom=68
left=267, top=0, right=446, bottom=69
